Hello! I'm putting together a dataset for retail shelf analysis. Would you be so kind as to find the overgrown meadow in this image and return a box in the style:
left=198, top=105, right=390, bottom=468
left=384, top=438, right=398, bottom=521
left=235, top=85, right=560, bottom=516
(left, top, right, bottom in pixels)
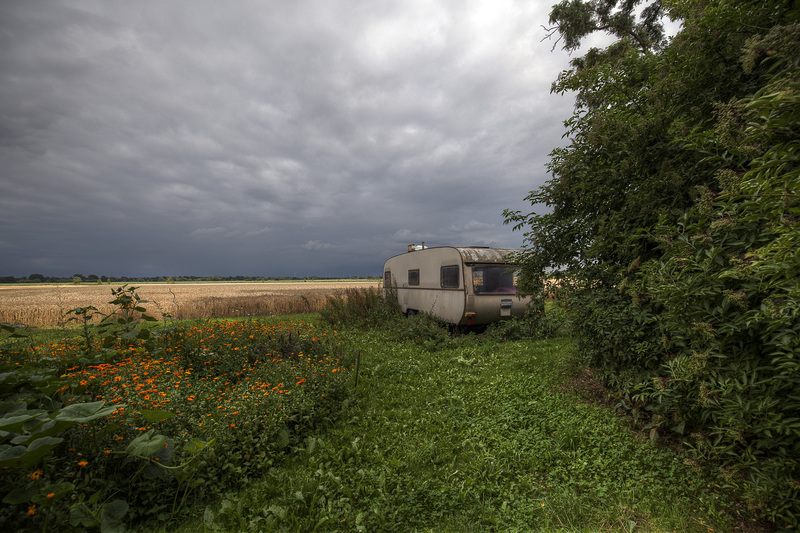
left=0, top=286, right=772, bottom=532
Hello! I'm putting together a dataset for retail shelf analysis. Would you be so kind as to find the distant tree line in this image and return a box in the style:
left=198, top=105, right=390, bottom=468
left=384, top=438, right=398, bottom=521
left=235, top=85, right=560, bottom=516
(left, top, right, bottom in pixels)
left=0, top=274, right=380, bottom=284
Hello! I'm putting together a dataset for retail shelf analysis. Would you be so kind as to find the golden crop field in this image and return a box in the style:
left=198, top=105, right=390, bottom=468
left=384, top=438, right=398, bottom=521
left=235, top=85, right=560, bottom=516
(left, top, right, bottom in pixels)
left=0, top=281, right=381, bottom=327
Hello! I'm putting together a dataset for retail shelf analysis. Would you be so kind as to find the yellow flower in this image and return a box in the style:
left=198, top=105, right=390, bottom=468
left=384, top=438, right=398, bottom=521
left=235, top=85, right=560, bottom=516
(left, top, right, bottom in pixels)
left=29, top=470, right=43, bottom=481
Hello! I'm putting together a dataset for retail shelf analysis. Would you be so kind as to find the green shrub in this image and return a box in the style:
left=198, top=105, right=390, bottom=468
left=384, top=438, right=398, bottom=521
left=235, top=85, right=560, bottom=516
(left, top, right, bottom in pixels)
left=485, top=304, right=569, bottom=342
left=631, top=37, right=800, bottom=525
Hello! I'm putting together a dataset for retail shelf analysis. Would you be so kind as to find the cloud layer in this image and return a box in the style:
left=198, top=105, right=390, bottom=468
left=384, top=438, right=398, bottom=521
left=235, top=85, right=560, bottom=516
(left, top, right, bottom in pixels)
left=0, top=0, right=574, bottom=277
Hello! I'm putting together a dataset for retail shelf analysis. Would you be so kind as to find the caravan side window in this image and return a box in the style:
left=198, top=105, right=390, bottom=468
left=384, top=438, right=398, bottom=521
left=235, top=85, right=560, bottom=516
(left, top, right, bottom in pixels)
left=440, top=265, right=459, bottom=288
left=408, top=269, right=420, bottom=286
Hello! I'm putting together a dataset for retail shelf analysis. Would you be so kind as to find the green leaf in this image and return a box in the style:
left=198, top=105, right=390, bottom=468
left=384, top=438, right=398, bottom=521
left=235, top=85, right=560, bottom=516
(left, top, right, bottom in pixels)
left=125, top=429, right=167, bottom=458
left=32, top=482, right=75, bottom=504
left=100, top=499, right=129, bottom=533
left=276, top=428, right=290, bottom=449
left=0, top=401, right=28, bottom=417
left=184, top=437, right=215, bottom=455
left=2, top=485, right=38, bottom=504
left=138, top=409, right=175, bottom=423
left=0, top=436, right=63, bottom=468
left=56, top=401, right=121, bottom=423
left=0, top=412, right=47, bottom=434
left=69, top=504, right=97, bottom=528
left=268, top=504, right=287, bottom=520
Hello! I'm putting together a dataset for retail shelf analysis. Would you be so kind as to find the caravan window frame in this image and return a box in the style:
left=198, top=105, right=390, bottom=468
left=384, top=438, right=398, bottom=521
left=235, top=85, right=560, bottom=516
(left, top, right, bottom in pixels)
left=440, top=265, right=460, bottom=288
left=408, top=269, right=420, bottom=286
left=471, top=265, right=518, bottom=295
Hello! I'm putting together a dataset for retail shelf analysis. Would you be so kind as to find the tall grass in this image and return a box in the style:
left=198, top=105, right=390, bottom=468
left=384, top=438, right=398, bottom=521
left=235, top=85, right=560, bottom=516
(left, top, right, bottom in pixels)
left=318, top=286, right=401, bottom=328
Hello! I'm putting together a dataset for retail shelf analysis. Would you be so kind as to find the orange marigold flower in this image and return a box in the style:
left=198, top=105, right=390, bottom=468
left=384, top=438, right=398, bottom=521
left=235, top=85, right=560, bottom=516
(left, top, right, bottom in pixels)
left=29, top=470, right=43, bottom=480
left=77, top=461, right=88, bottom=467
left=27, top=505, right=36, bottom=516
left=46, top=493, right=54, bottom=499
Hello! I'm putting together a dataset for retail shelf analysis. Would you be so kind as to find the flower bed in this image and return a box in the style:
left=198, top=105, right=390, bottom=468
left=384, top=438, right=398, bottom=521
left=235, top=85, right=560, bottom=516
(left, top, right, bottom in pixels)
left=0, top=319, right=352, bottom=531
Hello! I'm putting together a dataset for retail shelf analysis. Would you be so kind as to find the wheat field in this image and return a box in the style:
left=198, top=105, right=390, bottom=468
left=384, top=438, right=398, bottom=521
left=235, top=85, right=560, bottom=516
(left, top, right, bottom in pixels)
left=0, top=281, right=381, bottom=327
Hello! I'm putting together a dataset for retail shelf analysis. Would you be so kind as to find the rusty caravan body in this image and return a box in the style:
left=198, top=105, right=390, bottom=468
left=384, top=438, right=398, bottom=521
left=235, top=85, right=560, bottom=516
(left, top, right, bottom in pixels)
left=382, top=245, right=531, bottom=326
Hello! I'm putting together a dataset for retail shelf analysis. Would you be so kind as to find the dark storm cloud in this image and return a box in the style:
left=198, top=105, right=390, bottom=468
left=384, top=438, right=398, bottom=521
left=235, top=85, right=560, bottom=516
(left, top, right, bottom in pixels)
left=0, top=0, right=574, bottom=277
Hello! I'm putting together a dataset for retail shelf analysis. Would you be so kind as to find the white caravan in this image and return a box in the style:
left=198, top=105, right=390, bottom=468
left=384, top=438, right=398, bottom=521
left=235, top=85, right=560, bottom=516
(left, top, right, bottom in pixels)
left=382, top=245, right=530, bottom=326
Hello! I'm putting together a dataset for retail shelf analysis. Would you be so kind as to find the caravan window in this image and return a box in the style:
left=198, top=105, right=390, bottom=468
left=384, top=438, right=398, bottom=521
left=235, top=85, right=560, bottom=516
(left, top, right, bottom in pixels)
left=440, top=265, right=459, bottom=288
left=384, top=271, right=392, bottom=288
left=408, top=269, right=420, bottom=286
left=472, top=266, right=517, bottom=295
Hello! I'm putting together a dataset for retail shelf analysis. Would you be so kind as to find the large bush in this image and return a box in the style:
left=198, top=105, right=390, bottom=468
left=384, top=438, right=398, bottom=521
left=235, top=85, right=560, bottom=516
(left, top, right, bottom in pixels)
left=506, top=1, right=800, bottom=527
left=632, top=29, right=800, bottom=522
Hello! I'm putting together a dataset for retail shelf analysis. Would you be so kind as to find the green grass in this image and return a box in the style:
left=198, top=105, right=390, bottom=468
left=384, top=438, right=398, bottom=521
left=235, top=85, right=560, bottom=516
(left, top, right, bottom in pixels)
left=156, top=322, right=736, bottom=533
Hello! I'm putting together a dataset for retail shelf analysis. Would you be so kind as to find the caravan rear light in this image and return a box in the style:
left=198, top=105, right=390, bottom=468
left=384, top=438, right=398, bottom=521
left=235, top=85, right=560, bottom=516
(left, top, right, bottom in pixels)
left=464, top=312, right=477, bottom=318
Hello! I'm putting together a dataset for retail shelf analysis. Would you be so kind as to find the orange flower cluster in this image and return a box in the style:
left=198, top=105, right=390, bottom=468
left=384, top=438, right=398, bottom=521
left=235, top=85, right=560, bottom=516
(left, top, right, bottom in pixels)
left=34, top=320, right=349, bottom=429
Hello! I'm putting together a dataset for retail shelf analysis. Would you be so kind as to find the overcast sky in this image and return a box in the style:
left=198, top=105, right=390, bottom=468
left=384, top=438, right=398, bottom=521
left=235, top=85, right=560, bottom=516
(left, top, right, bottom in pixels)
left=1, top=0, right=581, bottom=278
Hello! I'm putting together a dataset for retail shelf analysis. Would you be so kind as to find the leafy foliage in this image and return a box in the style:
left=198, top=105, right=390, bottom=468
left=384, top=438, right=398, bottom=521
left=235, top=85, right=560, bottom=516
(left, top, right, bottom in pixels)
left=632, top=26, right=800, bottom=523
left=1, top=303, right=353, bottom=531
left=506, top=0, right=800, bottom=527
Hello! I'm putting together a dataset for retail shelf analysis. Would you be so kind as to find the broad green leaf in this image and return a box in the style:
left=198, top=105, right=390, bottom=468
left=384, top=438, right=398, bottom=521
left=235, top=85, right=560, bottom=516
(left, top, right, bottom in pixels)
left=100, top=499, right=129, bottom=533
left=0, top=401, right=30, bottom=417
left=276, top=428, right=290, bottom=449
left=0, top=412, right=46, bottom=434
left=138, top=409, right=175, bottom=423
left=0, top=444, right=26, bottom=464
left=70, top=504, right=97, bottom=528
left=2, top=485, right=37, bottom=504
left=125, top=429, right=166, bottom=457
left=184, top=437, right=215, bottom=455
left=56, top=401, right=121, bottom=423
left=32, top=482, right=75, bottom=504
left=0, top=436, right=62, bottom=468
